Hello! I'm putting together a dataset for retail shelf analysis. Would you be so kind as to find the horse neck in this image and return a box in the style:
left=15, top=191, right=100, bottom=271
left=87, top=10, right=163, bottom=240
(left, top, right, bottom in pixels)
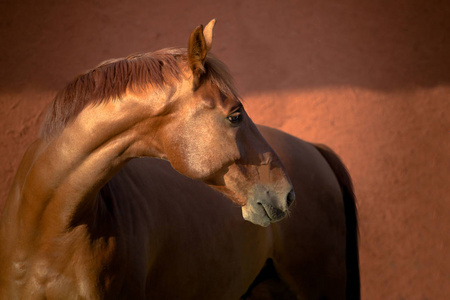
left=55, top=95, right=165, bottom=183
left=14, top=90, right=171, bottom=238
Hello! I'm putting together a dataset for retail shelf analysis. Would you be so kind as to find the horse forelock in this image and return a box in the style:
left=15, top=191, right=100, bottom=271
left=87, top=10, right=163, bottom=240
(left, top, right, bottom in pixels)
left=39, top=48, right=238, bottom=139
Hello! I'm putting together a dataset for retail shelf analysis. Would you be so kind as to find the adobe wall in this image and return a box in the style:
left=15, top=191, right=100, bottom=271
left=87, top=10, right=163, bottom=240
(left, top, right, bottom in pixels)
left=1, top=1, right=448, bottom=298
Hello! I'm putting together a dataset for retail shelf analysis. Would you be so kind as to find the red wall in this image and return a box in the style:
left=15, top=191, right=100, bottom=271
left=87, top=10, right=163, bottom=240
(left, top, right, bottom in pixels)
left=1, top=1, right=449, bottom=299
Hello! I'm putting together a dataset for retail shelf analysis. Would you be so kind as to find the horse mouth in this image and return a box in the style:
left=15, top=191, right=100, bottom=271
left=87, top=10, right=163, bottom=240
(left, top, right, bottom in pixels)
left=241, top=199, right=288, bottom=227
left=258, top=202, right=287, bottom=223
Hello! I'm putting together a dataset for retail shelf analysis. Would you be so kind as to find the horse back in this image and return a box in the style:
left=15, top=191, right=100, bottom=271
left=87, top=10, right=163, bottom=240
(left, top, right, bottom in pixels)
left=257, top=125, right=359, bottom=299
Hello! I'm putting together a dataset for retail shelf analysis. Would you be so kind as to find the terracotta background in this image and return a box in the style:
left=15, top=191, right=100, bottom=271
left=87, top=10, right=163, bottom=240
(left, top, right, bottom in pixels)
left=1, top=0, right=449, bottom=299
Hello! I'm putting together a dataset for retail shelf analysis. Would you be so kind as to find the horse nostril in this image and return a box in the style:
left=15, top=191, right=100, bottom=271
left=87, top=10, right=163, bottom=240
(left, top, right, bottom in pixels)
left=287, top=189, right=295, bottom=207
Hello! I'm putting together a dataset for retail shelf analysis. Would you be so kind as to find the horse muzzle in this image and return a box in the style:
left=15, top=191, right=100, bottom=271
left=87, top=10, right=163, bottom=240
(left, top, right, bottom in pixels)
left=242, top=188, right=295, bottom=227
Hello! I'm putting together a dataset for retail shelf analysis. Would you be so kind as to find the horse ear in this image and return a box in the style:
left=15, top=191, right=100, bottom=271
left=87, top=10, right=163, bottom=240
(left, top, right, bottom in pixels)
left=203, top=19, right=215, bottom=52
left=188, top=23, right=209, bottom=89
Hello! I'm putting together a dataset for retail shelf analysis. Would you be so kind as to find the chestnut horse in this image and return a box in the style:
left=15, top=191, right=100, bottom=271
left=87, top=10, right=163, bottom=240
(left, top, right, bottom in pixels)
left=0, top=20, right=359, bottom=299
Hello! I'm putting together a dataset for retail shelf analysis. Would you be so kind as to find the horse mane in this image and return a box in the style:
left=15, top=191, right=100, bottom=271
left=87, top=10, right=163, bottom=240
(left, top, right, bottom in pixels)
left=40, top=48, right=239, bottom=139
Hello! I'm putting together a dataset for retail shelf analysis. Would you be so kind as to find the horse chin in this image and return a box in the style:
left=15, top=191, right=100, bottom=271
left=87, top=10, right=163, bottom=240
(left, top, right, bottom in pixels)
left=241, top=203, right=273, bottom=227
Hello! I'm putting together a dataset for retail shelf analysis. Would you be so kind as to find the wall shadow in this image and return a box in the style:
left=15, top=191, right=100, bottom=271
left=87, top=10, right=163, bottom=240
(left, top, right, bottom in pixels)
left=0, top=0, right=449, bottom=94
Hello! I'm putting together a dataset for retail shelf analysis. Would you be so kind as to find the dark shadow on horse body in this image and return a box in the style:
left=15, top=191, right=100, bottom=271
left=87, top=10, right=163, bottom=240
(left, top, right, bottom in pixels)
left=79, top=125, right=359, bottom=299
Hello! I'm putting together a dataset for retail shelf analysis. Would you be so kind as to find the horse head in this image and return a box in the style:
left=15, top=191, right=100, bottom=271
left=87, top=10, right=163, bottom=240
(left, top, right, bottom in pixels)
left=156, top=20, right=295, bottom=226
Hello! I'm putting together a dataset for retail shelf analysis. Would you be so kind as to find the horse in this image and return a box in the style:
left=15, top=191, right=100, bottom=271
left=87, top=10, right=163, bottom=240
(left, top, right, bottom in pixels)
left=0, top=19, right=359, bottom=299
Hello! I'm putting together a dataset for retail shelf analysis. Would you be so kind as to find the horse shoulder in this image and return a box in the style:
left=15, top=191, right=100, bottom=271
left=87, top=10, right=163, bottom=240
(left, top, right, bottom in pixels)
left=1, top=139, right=46, bottom=239
left=0, top=139, right=121, bottom=299
left=0, top=140, right=65, bottom=297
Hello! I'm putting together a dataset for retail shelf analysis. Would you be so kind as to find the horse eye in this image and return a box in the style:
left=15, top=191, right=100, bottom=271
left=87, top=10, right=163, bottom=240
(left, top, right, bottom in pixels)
left=227, top=111, right=243, bottom=125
